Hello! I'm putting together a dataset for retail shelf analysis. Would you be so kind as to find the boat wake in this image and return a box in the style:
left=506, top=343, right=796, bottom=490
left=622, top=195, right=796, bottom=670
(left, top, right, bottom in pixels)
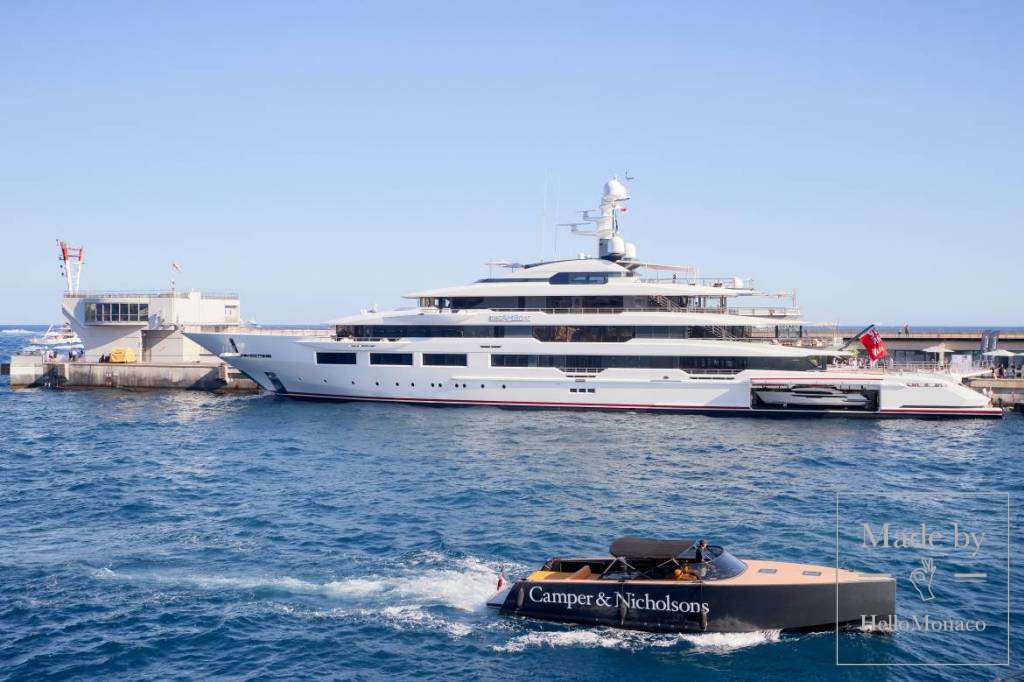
left=492, top=627, right=782, bottom=654
left=94, top=555, right=501, bottom=611
left=92, top=558, right=783, bottom=652
left=92, top=554, right=508, bottom=638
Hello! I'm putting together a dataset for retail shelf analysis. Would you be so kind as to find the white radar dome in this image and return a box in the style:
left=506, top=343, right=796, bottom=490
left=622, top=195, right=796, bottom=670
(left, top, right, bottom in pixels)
left=609, top=235, right=626, bottom=256
left=624, top=242, right=637, bottom=260
left=603, top=177, right=630, bottom=202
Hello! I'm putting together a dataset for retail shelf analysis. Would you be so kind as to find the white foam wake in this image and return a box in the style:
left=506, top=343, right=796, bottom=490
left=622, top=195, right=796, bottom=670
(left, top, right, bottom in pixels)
left=679, top=629, right=782, bottom=651
left=1, top=328, right=34, bottom=335
left=493, top=627, right=782, bottom=654
left=92, top=556, right=502, bottom=612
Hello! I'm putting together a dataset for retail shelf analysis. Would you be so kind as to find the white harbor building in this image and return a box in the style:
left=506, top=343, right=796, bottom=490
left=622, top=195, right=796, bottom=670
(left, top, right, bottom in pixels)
left=55, top=241, right=241, bottom=363
left=62, top=289, right=241, bottom=363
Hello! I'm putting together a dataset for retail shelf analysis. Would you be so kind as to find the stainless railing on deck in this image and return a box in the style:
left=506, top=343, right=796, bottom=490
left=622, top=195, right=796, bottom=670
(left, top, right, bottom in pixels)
left=66, top=290, right=239, bottom=300
left=481, top=306, right=801, bottom=317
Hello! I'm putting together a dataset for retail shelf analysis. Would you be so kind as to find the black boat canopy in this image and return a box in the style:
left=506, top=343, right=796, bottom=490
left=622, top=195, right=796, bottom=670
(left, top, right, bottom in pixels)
left=609, top=536, right=696, bottom=560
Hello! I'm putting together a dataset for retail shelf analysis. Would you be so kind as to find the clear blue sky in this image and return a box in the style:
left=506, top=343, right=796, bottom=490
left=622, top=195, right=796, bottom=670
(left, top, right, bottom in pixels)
left=1, top=1, right=1021, bottom=325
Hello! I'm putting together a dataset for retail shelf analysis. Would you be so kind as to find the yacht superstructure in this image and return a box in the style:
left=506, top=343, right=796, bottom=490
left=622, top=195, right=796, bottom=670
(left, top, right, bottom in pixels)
left=187, top=178, right=999, bottom=417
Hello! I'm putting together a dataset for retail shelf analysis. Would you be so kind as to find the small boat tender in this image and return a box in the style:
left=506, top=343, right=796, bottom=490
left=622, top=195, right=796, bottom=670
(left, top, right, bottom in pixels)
left=755, top=386, right=870, bottom=408
left=488, top=536, right=894, bottom=633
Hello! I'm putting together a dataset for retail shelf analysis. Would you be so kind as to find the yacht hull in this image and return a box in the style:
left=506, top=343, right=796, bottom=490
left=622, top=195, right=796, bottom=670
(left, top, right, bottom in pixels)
left=185, top=332, right=1002, bottom=418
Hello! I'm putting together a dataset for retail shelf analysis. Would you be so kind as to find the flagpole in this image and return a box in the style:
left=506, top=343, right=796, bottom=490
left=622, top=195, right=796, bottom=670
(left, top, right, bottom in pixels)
left=837, top=323, right=877, bottom=352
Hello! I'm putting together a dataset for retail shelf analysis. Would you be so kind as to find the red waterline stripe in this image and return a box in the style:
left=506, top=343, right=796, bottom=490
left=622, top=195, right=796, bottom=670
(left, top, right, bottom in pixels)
left=749, top=377, right=884, bottom=381
left=880, top=408, right=1001, bottom=414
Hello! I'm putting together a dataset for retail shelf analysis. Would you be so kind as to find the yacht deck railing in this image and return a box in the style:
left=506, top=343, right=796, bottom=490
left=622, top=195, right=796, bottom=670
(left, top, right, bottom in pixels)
left=479, top=306, right=802, bottom=317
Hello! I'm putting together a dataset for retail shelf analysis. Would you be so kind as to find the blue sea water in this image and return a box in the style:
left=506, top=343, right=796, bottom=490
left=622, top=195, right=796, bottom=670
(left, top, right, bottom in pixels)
left=1, top=326, right=1022, bottom=681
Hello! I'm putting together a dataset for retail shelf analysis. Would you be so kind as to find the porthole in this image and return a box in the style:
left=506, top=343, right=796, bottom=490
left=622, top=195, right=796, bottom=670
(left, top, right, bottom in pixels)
left=375, top=381, right=379, bottom=386
left=480, top=384, right=485, bottom=389
left=395, top=382, right=399, bottom=387
left=411, top=383, right=415, bottom=387
left=502, top=384, right=506, bottom=389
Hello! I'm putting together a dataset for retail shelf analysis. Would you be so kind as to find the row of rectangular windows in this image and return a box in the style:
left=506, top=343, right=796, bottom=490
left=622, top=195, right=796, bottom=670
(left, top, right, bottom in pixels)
left=316, top=352, right=824, bottom=371
left=85, top=302, right=150, bottom=322
left=337, top=324, right=801, bottom=341
left=316, top=352, right=468, bottom=366
left=490, top=355, right=824, bottom=371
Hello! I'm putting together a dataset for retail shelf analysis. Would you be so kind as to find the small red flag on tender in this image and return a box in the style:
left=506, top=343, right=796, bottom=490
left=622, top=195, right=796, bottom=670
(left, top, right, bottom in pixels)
left=858, top=326, right=889, bottom=361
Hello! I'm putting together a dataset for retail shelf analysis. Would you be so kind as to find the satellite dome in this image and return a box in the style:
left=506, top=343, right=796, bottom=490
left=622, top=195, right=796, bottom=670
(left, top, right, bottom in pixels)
left=603, top=177, right=630, bottom=202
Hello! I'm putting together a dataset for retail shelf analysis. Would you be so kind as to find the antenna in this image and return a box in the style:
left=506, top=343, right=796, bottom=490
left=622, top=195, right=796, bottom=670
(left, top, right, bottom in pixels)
left=170, top=261, right=182, bottom=292
left=56, top=240, right=85, bottom=295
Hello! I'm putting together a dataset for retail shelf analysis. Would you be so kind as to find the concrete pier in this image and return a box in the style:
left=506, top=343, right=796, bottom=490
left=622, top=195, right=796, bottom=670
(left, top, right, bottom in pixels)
left=806, top=328, right=1024, bottom=353
left=8, top=355, right=258, bottom=392
left=963, top=377, right=1024, bottom=408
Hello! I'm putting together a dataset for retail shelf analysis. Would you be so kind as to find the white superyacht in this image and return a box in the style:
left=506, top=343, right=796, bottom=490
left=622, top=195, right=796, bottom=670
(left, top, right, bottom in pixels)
left=187, top=178, right=998, bottom=417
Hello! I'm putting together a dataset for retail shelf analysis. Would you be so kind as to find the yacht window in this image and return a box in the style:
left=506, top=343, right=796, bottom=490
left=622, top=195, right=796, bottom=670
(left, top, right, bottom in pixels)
left=316, top=352, right=357, bottom=365
left=549, top=272, right=612, bottom=284
left=532, top=326, right=634, bottom=343
left=370, top=353, right=413, bottom=366
left=423, top=353, right=467, bottom=366
left=489, top=355, right=766, bottom=373
left=491, top=354, right=530, bottom=367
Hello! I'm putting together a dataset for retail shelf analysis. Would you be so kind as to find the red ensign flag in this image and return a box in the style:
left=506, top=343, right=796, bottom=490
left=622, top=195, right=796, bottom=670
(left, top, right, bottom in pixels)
left=858, top=327, right=889, bottom=361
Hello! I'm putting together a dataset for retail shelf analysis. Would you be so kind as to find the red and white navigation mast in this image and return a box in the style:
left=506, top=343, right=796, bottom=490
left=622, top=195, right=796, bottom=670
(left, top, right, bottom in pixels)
left=57, top=240, right=85, bottom=295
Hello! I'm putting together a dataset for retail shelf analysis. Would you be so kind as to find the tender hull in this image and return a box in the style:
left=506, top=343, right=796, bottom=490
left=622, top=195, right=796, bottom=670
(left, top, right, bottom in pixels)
left=185, top=332, right=1001, bottom=418
left=754, top=389, right=869, bottom=408
left=497, top=574, right=895, bottom=633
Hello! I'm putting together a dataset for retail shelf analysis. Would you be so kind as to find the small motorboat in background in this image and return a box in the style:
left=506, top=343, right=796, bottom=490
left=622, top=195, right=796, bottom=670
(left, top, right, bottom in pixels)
left=489, top=536, right=895, bottom=633
left=22, top=323, right=83, bottom=354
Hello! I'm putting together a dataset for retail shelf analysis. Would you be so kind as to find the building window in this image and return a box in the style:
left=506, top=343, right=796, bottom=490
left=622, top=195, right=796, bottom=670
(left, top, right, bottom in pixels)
left=370, top=353, right=413, bottom=365
left=316, top=352, right=357, bottom=365
left=85, top=301, right=149, bottom=323
left=423, top=353, right=467, bottom=366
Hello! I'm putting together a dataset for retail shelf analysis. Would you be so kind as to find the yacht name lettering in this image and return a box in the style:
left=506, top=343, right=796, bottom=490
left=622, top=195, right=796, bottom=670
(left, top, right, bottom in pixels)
left=527, top=586, right=708, bottom=614
left=487, top=314, right=530, bottom=322
left=861, top=523, right=984, bottom=556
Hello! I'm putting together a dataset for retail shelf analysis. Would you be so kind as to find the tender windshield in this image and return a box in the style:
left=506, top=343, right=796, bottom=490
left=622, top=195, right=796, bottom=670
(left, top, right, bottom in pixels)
left=591, top=545, right=747, bottom=581
left=688, top=546, right=747, bottom=580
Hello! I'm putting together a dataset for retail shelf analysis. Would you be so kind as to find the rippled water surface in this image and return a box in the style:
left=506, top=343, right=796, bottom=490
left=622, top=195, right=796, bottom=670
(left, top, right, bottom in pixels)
left=2, top=328, right=1021, bottom=680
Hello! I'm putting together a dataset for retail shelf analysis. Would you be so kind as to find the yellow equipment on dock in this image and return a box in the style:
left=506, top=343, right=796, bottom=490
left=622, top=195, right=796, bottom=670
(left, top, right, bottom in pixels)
left=108, top=347, right=137, bottom=363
